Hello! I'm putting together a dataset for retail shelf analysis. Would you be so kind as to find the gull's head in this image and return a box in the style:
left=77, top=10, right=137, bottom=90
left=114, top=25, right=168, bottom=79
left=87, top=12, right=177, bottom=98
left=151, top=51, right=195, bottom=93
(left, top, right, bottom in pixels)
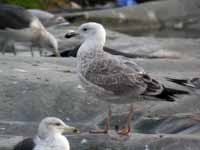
left=38, top=117, right=79, bottom=139
left=65, top=22, right=106, bottom=44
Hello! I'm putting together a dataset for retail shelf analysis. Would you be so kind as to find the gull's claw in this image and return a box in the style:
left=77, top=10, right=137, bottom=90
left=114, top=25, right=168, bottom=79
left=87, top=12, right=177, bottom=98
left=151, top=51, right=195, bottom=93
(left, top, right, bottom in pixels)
left=117, top=127, right=131, bottom=136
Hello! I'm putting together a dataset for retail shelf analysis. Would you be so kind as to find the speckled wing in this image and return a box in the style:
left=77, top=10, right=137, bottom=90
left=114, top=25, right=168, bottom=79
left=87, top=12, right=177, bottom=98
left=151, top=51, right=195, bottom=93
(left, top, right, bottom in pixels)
left=83, top=53, right=163, bottom=97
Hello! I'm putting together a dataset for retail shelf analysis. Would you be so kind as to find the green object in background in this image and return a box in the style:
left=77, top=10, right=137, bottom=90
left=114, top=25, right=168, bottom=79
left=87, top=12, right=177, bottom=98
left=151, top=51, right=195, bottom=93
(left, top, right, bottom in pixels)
left=1, top=0, right=50, bottom=9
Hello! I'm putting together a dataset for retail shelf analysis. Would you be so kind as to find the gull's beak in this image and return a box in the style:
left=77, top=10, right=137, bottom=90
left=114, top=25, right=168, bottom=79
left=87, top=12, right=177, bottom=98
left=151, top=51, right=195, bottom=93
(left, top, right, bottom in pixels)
left=65, top=30, right=78, bottom=38
left=64, top=126, right=80, bottom=134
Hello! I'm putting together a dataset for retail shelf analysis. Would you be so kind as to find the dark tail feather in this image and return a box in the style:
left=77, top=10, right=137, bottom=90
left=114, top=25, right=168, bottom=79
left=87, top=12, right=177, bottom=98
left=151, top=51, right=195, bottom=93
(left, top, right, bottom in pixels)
left=155, top=86, right=189, bottom=102
left=166, top=77, right=188, bottom=86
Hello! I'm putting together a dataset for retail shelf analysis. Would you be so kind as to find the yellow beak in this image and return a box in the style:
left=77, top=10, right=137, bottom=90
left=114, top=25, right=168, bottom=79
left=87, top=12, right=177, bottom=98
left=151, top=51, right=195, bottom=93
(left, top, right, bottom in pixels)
left=64, top=126, right=79, bottom=134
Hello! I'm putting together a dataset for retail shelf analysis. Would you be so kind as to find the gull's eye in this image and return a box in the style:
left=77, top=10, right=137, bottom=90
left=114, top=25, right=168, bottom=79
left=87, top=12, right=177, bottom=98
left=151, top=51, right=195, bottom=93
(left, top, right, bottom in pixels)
left=82, top=28, right=88, bottom=32
left=55, top=122, right=61, bottom=126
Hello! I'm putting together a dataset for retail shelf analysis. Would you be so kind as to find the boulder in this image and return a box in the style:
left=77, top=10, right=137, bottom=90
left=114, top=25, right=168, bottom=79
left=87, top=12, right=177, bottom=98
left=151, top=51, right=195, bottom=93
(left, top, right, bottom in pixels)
left=61, top=0, right=200, bottom=37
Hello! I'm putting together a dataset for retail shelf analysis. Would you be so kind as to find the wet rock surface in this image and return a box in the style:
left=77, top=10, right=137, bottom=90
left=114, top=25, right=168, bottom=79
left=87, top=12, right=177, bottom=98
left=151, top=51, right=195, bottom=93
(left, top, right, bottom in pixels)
left=0, top=55, right=199, bottom=150
left=1, top=0, right=200, bottom=149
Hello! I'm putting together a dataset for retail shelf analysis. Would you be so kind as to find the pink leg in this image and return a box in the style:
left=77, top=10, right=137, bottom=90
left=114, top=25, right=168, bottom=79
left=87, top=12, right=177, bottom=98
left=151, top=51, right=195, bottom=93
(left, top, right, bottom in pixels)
left=90, top=105, right=112, bottom=134
left=118, top=104, right=133, bottom=135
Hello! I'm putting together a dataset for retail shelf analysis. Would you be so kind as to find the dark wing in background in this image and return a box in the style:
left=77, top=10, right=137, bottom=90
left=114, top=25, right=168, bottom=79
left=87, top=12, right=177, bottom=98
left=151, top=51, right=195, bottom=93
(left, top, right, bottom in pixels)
left=0, top=4, right=33, bottom=29
left=13, top=138, right=35, bottom=150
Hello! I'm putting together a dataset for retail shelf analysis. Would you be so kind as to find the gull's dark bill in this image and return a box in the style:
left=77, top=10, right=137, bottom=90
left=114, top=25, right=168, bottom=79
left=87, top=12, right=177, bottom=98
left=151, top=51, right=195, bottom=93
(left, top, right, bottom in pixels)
left=65, top=31, right=78, bottom=38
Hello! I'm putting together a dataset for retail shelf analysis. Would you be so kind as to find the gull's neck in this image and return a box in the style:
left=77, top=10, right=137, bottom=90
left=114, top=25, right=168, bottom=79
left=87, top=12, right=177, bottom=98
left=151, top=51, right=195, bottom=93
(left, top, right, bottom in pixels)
left=30, top=18, right=49, bottom=43
left=77, top=31, right=106, bottom=58
left=30, top=18, right=46, bottom=32
left=77, top=35, right=105, bottom=75
left=77, top=28, right=106, bottom=75
left=37, top=128, right=62, bottom=140
left=35, top=133, right=70, bottom=150
left=37, top=132, right=64, bottom=140
left=36, top=132, right=68, bottom=145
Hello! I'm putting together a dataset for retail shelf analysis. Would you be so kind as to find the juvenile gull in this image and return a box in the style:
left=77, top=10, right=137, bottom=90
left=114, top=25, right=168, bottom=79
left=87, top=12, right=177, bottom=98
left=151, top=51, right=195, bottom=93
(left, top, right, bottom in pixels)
left=0, top=4, right=60, bottom=57
left=13, top=117, right=79, bottom=150
left=65, top=22, right=189, bottom=135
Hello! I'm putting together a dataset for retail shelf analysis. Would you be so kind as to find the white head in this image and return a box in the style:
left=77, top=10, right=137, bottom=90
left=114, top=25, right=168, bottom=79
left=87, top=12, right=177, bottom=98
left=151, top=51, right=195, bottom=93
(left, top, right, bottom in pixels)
left=65, top=22, right=106, bottom=48
left=37, top=117, right=79, bottom=139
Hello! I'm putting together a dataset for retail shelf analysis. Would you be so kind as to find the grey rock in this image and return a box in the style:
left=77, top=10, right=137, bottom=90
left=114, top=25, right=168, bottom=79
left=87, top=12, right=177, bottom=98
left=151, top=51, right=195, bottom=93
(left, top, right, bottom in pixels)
left=11, top=24, right=200, bottom=59
left=1, top=8, right=200, bottom=149
left=0, top=55, right=200, bottom=149
left=2, top=134, right=200, bottom=150
left=62, top=0, right=200, bottom=37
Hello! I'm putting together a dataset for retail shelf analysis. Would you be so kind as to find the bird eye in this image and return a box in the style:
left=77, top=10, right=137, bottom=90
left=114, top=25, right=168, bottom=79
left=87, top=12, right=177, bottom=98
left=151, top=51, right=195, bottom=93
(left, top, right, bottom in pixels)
left=83, top=28, right=88, bottom=31
left=55, top=123, right=61, bottom=126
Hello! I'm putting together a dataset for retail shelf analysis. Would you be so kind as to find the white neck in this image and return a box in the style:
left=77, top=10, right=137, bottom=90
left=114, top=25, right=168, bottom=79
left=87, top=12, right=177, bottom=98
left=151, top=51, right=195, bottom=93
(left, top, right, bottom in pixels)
left=30, top=17, right=46, bottom=31
left=35, top=133, right=70, bottom=150
left=78, top=29, right=106, bottom=57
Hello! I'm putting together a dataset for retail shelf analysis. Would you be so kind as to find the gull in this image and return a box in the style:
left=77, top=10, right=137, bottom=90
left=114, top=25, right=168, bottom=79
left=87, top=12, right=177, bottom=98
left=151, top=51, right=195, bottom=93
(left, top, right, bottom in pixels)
left=13, top=117, right=79, bottom=150
left=65, top=22, right=189, bottom=135
left=0, top=4, right=60, bottom=57
left=167, top=77, right=200, bottom=95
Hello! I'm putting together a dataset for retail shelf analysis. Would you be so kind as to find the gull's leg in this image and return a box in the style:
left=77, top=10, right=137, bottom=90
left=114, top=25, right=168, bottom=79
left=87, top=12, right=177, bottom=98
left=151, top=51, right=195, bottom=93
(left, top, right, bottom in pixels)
left=39, top=46, right=43, bottom=57
left=90, top=105, right=112, bottom=134
left=1, top=39, right=8, bottom=55
left=118, top=104, right=133, bottom=135
left=105, top=105, right=112, bottom=132
left=30, top=45, right=34, bottom=57
left=11, top=40, right=16, bottom=56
